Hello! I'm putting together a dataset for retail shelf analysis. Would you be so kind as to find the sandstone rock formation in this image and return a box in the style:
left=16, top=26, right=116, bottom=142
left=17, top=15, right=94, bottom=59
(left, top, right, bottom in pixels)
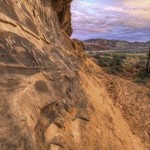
left=0, top=0, right=149, bottom=150
left=52, top=0, right=72, bottom=36
left=72, top=39, right=85, bottom=51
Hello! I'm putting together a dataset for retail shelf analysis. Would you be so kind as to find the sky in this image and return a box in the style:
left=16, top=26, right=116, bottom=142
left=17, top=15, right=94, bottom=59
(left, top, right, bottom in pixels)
left=71, top=0, right=150, bottom=41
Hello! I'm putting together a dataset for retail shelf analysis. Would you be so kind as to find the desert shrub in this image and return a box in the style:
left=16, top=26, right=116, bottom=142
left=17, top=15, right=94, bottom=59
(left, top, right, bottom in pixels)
left=97, top=54, right=124, bottom=75
left=134, top=60, right=146, bottom=69
left=134, top=69, right=150, bottom=84
left=98, top=58, right=109, bottom=67
left=89, top=52, right=94, bottom=55
left=93, top=53, right=100, bottom=59
left=139, top=55, right=145, bottom=60
left=103, top=53, right=110, bottom=57
left=132, top=55, right=136, bottom=58
left=110, top=55, right=123, bottom=66
left=138, top=69, right=150, bottom=78
left=112, top=53, right=127, bottom=60
left=120, top=54, right=127, bottom=59
left=107, top=65, right=122, bottom=75
left=134, top=77, right=147, bottom=84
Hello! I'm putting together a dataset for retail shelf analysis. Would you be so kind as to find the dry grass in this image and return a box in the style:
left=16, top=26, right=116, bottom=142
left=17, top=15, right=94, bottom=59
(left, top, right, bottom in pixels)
left=87, top=52, right=150, bottom=87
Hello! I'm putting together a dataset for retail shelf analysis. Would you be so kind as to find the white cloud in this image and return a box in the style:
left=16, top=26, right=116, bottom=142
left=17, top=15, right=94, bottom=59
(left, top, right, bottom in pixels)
left=71, top=0, right=150, bottom=41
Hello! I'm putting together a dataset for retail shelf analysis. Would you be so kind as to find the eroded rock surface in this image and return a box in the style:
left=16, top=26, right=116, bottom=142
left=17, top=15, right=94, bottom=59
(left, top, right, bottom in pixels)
left=0, top=0, right=149, bottom=150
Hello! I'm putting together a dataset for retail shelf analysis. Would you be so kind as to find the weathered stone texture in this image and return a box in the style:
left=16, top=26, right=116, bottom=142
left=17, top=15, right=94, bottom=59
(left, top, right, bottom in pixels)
left=0, top=0, right=148, bottom=150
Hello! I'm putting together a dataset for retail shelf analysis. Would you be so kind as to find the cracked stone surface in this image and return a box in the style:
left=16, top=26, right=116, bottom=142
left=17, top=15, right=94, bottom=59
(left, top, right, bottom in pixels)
left=0, top=0, right=149, bottom=150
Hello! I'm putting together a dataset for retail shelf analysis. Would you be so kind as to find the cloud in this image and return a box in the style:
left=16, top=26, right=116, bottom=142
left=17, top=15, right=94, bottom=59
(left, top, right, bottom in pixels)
left=71, top=0, right=150, bottom=41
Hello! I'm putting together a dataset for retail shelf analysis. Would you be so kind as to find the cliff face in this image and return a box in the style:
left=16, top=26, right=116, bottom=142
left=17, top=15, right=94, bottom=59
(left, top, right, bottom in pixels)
left=0, top=0, right=149, bottom=150
left=53, top=0, right=72, bottom=36
left=84, top=39, right=150, bottom=52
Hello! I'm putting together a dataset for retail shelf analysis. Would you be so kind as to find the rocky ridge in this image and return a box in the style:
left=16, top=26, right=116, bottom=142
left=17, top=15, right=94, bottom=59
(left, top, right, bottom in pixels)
left=0, top=0, right=149, bottom=150
left=84, top=39, right=150, bottom=52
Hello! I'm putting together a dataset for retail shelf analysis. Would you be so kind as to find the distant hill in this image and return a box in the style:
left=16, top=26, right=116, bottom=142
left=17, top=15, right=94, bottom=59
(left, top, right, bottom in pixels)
left=83, top=38, right=150, bottom=52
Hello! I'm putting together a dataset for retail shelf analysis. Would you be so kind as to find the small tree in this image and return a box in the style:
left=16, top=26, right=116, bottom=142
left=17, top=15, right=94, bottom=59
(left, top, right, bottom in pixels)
left=146, top=46, right=150, bottom=73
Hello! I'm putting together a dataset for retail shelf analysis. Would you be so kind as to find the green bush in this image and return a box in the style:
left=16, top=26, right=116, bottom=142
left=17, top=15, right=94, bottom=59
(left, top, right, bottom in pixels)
left=138, top=69, right=150, bottom=78
left=97, top=54, right=123, bottom=75
left=107, top=66, right=119, bottom=75
left=93, top=54, right=100, bottom=59
left=134, top=77, right=147, bottom=84
left=134, top=69, right=150, bottom=84
left=110, top=55, right=123, bottom=66
left=98, top=57, right=110, bottom=67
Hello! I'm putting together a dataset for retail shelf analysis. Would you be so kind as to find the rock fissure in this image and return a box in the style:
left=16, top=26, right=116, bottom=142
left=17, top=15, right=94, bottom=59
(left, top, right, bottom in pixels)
left=0, top=0, right=149, bottom=150
left=0, top=17, right=68, bottom=52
